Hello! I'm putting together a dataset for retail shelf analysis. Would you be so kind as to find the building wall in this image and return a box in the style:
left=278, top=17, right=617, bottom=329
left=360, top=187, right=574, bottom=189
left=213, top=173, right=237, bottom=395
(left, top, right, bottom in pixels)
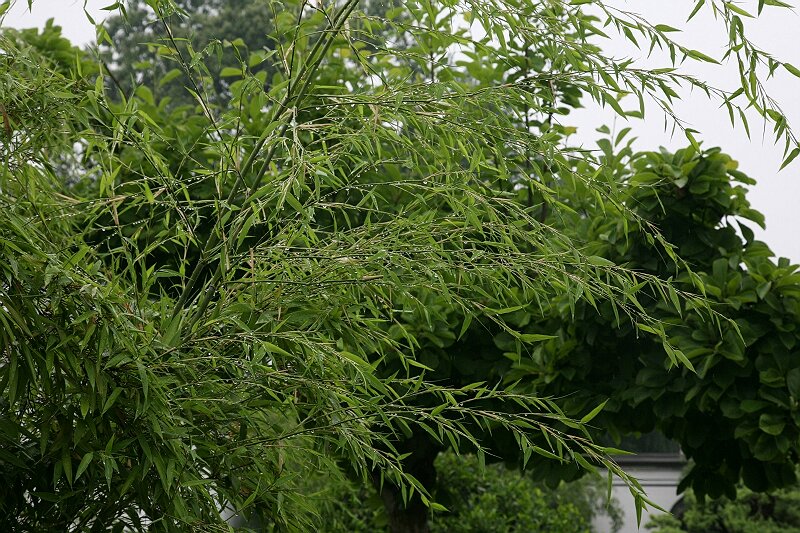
left=593, top=460, right=684, bottom=533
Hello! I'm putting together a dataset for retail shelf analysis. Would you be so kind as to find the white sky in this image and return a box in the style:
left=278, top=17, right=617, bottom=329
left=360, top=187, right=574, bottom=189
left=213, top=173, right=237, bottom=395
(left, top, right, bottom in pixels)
left=3, top=0, right=799, bottom=262
left=1, top=0, right=107, bottom=44
left=569, top=1, right=800, bottom=263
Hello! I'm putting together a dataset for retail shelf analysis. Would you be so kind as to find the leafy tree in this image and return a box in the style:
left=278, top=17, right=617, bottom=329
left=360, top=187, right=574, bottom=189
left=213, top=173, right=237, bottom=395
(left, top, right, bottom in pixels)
left=0, top=2, right=651, bottom=530
left=2, top=0, right=799, bottom=531
left=291, top=1, right=800, bottom=529
left=99, top=0, right=280, bottom=105
left=429, top=452, right=622, bottom=533
left=515, top=142, right=800, bottom=500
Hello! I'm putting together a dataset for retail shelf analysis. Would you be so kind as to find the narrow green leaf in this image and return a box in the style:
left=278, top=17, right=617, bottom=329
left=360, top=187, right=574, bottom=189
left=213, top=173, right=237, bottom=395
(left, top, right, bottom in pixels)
left=603, top=93, right=626, bottom=117
left=725, top=2, right=754, bottom=17
left=581, top=399, right=608, bottom=424
left=220, top=67, right=241, bottom=77
left=62, top=452, right=73, bottom=486
left=75, top=452, right=94, bottom=481
left=780, top=147, right=800, bottom=170
left=784, top=63, right=800, bottom=79
left=685, top=129, right=700, bottom=150
left=518, top=333, right=557, bottom=343
left=458, top=314, right=473, bottom=340
left=102, top=387, right=124, bottom=414
left=686, top=49, right=719, bottom=64
left=587, top=255, right=615, bottom=267
left=688, top=0, right=706, bottom=20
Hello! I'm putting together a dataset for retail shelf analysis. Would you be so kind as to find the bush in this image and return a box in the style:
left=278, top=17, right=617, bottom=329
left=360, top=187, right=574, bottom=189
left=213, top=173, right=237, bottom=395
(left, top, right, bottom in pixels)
left=647, top=480, right=800, bottom=533
left=430, top=452, right=622, bottom=533
left=315, top=451, right=622, bottom=532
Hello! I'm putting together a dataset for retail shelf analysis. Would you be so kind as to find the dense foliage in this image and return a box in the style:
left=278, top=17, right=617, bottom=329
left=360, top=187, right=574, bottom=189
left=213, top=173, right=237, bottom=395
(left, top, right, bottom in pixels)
left=0, top=3, right=654, bottom=530
left=647, top=477, right=800, bottom=533
left=520, top=142, right=800, bottom=498
left=429, top=453, right=622, bottom=533
left=317, top=451, right=622, bottom=532
left=2, top=0, right=800, bottom=531
left=99, top=0, right=280, bottom=105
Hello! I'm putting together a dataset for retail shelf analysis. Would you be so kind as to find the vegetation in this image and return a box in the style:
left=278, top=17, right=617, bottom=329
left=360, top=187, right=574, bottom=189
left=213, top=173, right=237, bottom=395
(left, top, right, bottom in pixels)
left=317, top=450, right=623, bottom=532
left=2, top=0, right=800, bottom=531
left=647, top=477, right=800, bottom=533
left=100, top=0, right=281, bottom=105
left=521, top=142, right=800, bottom=499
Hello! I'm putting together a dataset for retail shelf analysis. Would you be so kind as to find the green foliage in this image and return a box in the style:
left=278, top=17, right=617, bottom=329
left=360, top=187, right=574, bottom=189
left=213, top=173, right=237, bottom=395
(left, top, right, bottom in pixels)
left=3, top=18, right=98, bottom=78
left=99, top=0, right=280, bottom=105
left=2, top=0, right=800, bottom=530
left=517, top=142, right=800, bottom=498
left=0, top=3, right=653, bottom=529
left=314, top=451, right=622, bottom=533
left=647, top=480, right=800, bottom=533
left=429, top=453, right=622, bottom=533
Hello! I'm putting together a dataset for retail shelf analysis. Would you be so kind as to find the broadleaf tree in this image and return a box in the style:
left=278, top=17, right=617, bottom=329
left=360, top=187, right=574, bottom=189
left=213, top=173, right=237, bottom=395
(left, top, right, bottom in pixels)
left=517, top=141, right=800, bottom=501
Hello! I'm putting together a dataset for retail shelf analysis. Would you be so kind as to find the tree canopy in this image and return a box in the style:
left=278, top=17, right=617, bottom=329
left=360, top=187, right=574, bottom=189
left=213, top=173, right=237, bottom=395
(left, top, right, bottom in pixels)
left=520, top=141, right=800, bottom=498
left=1, top=0, right=800, bottom=531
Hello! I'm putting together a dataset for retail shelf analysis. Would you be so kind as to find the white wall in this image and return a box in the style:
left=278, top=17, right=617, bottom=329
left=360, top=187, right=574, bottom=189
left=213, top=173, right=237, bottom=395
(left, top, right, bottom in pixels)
left=594, top=464, right=684, bottom=533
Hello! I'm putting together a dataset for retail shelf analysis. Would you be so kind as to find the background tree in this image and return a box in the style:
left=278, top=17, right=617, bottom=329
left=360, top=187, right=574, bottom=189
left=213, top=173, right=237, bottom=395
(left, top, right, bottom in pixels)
left=514, top=141, right=800, bottom=500
left=647, top=469, right=800, bottom=532
left=314, top=450, right=623, bottom=532
left=99, top=0, right=279, bottom=105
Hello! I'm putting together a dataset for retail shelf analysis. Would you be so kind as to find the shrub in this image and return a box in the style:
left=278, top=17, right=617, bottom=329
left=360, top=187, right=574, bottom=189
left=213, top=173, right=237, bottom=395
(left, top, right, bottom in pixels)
left=315, top=451, right=622, bottom=532
left=647, top=480, right=800, bottom=533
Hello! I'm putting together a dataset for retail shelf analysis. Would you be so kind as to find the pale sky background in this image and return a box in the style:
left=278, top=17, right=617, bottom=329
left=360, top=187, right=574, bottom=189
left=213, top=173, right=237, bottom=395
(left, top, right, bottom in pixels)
left=3, top=0, right=800, bottom=262
left=569, top=1, right=800, bottom=264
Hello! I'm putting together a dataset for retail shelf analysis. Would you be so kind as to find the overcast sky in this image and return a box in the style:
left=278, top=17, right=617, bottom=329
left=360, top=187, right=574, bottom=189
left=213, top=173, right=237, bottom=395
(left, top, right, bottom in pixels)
left=569, top=1, right=800, bottom=264
left=4, top=0, right=799, bottom=262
